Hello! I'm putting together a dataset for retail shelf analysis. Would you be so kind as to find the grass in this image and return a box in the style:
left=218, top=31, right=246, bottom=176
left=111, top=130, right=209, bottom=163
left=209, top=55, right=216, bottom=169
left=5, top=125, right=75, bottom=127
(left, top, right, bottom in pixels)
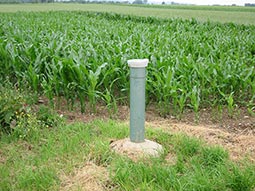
left=0, top=119, right=255, bottom=190
left=0, top=3, right=254, bottom=25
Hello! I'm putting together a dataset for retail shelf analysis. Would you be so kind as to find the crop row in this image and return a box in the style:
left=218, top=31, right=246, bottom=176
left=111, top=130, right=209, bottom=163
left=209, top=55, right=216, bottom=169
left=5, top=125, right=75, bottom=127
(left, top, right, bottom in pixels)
left=0, top=11, right=254, bottom=115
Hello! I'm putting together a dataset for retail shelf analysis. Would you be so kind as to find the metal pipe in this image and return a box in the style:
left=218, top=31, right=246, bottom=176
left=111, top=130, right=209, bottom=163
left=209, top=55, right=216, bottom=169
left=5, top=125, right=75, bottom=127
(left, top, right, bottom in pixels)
left=128, top=59, right=149, bottom=143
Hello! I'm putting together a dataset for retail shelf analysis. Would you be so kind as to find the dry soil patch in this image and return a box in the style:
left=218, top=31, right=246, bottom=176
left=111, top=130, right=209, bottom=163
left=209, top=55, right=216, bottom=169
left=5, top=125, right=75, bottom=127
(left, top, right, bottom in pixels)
left=60, top=162, right=110, bottom=191
left=147, top=120, right=255, bottom=162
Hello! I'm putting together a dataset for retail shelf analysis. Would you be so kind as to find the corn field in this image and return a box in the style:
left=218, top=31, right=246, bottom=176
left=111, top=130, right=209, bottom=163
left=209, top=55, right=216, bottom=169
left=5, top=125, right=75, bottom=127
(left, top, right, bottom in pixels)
left=0, top=11, right=255, bottom=114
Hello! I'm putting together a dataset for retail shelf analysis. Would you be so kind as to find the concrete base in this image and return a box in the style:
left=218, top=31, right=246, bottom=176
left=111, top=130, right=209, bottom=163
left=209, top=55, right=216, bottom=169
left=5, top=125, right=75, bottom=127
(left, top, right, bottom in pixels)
left=110, top=138, right=163, bottom=160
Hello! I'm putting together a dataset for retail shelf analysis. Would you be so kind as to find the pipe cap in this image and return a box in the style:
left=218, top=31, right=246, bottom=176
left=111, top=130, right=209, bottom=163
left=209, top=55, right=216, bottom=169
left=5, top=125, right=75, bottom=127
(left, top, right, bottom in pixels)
left=128, top=59, right=149, bottom=68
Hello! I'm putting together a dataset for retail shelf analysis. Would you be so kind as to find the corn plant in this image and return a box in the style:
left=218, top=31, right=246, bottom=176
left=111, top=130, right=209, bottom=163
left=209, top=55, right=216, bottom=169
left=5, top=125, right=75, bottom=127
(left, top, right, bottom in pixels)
left=190, top=86, right=200, bottom=119
left=226, top=92, right=235, bottom=118
left=0, top=11, right=254, bottom=116
left=87, top=62, right=107, bottom=112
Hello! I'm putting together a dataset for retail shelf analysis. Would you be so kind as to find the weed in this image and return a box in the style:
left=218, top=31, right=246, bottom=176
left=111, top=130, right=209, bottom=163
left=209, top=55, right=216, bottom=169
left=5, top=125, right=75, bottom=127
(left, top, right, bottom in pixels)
left=36, top=105, right=64, bottom=128
left=0, top=85, right=25, bottom=134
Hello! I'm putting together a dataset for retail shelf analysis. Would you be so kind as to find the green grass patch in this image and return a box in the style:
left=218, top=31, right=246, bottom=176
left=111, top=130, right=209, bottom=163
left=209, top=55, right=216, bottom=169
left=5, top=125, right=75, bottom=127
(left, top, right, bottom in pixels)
left=0, top=120, right=255, bottom=190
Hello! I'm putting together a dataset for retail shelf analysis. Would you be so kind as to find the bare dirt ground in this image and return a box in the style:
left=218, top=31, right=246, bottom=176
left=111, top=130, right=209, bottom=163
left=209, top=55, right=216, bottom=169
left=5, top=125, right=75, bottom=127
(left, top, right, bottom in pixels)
left=60, top=162, right=110, bottom=191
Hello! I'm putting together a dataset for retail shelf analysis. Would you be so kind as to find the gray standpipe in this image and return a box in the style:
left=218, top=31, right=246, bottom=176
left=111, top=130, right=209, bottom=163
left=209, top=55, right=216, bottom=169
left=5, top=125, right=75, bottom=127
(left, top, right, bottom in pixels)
left=128, top=59, right=149, bottom=143
left=110, top=58, right=163, bottom=159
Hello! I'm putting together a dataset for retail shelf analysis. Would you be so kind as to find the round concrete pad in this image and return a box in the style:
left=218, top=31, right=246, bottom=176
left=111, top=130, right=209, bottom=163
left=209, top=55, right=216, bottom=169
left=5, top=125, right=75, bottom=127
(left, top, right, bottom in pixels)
left=110, top=138, right=163, bottom=160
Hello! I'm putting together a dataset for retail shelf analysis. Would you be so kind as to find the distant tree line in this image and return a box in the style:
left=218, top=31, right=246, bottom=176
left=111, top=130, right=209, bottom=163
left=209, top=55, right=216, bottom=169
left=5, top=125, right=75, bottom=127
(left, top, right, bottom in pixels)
left=245, top=3, right=255, bottom=6
left=131, top=0, right=147, bottom=4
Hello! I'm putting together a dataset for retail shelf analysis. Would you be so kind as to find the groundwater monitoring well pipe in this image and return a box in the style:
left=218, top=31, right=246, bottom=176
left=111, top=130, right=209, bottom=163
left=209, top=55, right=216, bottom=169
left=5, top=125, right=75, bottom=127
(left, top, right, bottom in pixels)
left=128, top=59, right=149, bottom=143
